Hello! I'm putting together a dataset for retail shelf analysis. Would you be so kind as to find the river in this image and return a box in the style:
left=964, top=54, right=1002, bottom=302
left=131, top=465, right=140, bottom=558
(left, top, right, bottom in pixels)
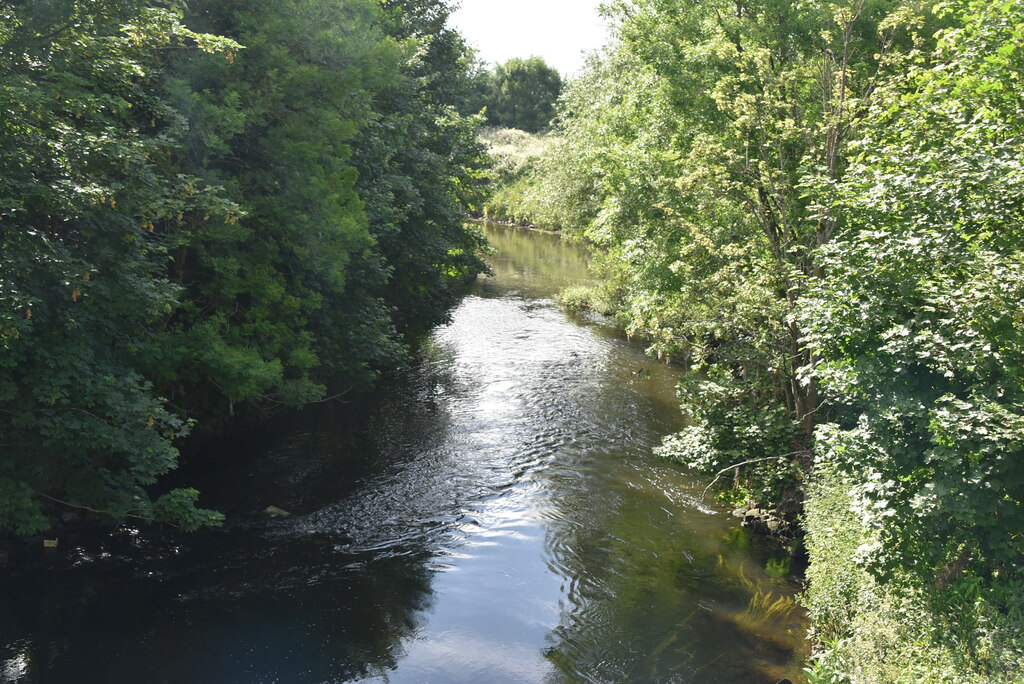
left=0, top=222, right=805, bottom=683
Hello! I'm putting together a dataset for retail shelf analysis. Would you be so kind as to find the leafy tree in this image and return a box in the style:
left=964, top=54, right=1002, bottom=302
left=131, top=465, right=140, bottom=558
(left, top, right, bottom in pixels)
left=166, top=0, right=487, bottom=400
left=533, top=0, right=907, bottom=507
left=0, top=0, right=235, bottom=532
left=485, top=57, right=563, bottom=133
left=798, top=0, right=1024, bottom=582
left=0, top=0, right=488, bottom=535
left=157, top=0, right=404, bottom=415
left=351, top=0, right=490, bottom=330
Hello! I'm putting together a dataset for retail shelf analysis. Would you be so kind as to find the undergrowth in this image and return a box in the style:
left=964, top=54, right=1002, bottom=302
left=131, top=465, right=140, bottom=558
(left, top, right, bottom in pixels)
left=803, top=466, right=1024, bottom=683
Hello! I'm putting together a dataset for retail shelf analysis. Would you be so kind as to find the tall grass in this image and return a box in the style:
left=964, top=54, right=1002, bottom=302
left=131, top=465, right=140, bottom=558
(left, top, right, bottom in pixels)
left=479, top=127, right=562, bottom=228
left=802, top=467, right=1024, bottom=683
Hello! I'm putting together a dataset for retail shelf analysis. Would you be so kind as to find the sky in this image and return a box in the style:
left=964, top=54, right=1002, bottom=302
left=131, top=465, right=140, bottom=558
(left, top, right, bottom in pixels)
left=449, top=0, right=612, bottom=77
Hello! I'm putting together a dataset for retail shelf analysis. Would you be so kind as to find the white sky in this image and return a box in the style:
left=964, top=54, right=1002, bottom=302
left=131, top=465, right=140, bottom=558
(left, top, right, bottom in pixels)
left=449, top=0, right=612, bottom=77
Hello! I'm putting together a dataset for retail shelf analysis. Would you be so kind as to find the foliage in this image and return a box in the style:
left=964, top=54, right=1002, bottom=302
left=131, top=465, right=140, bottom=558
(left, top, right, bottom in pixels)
left=0, top=0, right=488, bottom=534
left=528, top=0, right=905, bottom=504
left=554, top=283, right=618, bottom=316
left=798, top=0, right=1024, bottom=583
left=480, top=127, right=558, bottom=186
left=484, top=57, right=563, bottom=133
left=803, top=467, right=1024, bottom=683
left=478, top=127, right=565, bottom=227
left=160, top=0, right=403, bottom=412
left=656, top=372, right=802, bottom=507
left=352, top=0, right=490, bottom=330
left=151, top=488, right=225, bottom=532
left=0, top=0, right=234, bottom=532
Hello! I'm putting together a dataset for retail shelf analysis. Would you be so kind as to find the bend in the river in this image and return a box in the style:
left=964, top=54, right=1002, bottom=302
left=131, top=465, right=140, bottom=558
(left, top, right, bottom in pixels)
left=0, top=222, right=807, bottom=684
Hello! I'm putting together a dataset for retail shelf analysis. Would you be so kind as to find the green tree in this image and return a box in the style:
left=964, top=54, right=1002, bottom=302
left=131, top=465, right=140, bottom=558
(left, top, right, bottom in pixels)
left=799, top=0, right=1024, bottom=582
left=534, top=0, right=906, bottom=507
left=158, top=0, right=404, bottom=415
left=0, top=0, right=235, bottom=532
left=0, top=0, right=488, bottom=535
left=486, top=56, right=563, bottom=133
left=164, top=0, right=487, bottom=405
left=351, top=0, right=490, bottom=331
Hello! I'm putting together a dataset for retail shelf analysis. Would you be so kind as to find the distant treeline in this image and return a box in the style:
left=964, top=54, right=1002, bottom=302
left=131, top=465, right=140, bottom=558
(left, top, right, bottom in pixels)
left=479, top=56, right=562, bottom=133
left=0, top=0, right=489, bottom=533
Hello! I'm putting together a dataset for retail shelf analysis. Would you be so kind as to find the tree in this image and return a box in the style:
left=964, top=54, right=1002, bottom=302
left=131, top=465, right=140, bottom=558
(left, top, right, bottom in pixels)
left=486, top=57, right=563, bottom=132
left=351, top=0, right=490, bottom=332
left=0, top=0, right=489, bottom=535
left=532, top=0, right=906, bottom=507
left=798, top=0, right=1024, bottom=582
left=158, top=0, right=404, bottom=415
left=0, top=0, right=235, bottom=532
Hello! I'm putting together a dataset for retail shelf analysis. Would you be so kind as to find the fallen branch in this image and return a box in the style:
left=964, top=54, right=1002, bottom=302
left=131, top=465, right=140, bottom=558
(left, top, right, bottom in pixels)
left=37, top=493, right=180, bottom=529
left=295, top=387, right=353, bottom=405
left=700, top=450, right=811, bottom=501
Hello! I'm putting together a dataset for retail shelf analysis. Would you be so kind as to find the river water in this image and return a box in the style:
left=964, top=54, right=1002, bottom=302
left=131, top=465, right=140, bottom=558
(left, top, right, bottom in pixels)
left=0, top=223, right=805, bottom=683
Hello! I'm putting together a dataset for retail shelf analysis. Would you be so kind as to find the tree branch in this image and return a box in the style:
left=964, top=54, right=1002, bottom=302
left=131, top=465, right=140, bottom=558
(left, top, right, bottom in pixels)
left=36, top=493, right=180, bottom=529
left=701, top=451, right=811, bottom=500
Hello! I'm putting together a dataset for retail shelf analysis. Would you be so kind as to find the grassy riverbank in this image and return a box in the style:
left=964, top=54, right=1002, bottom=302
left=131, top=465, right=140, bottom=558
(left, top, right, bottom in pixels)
left=480, top=127, right=562, bottom=229
left=803, top=469, right=1024, bottom=683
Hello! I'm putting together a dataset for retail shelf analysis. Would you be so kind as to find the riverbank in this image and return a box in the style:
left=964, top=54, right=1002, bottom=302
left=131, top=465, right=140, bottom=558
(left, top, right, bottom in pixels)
left=802, top=470, right=1024, bottom=683
left=466, top=215, right=560, bottom=235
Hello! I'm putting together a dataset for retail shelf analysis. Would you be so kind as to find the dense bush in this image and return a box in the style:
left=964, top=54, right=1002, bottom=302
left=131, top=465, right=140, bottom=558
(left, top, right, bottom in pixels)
left=799, top=0, right=1024, bottom=585
left=803, top=468, right=1024, bottom=683
left=479, top=127, right=563, bottom=227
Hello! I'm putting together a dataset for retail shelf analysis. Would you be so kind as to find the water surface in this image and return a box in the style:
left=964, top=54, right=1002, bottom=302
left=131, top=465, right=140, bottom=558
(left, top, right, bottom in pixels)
left=0, top=222, right=805, bottom=683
